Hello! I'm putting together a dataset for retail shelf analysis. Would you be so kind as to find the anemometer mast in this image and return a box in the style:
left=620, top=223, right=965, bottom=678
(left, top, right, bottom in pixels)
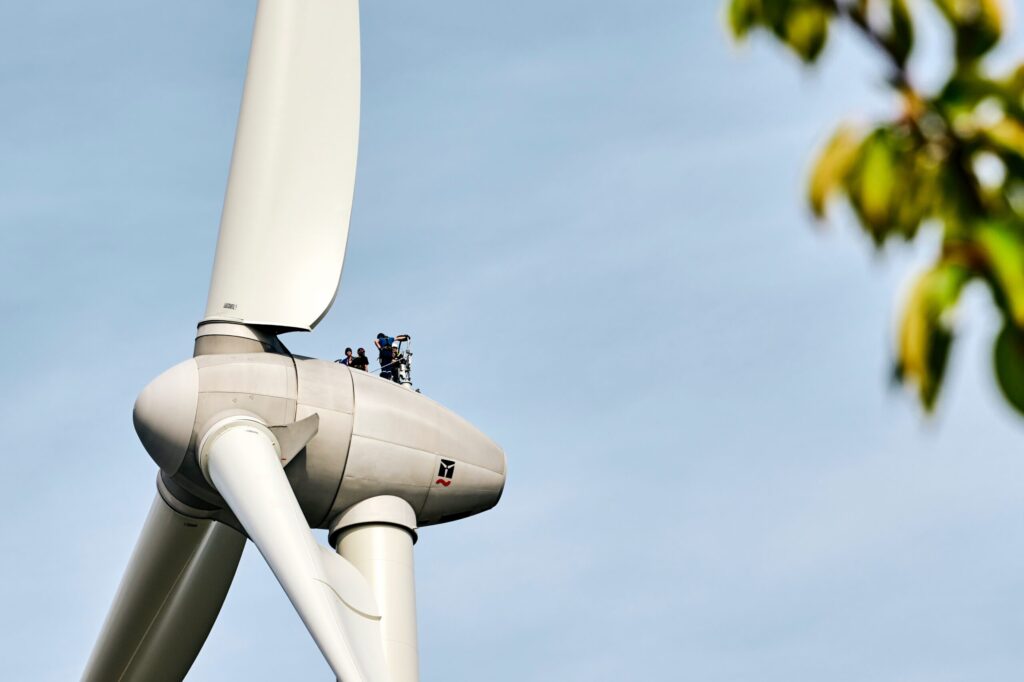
left=393, top=335, right=415, bottom=388
left=82, top=2, right=506, bottom=681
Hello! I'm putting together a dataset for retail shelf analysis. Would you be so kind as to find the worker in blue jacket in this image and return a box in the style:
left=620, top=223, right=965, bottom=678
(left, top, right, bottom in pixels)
left=375, top=332, right=408, bottom=382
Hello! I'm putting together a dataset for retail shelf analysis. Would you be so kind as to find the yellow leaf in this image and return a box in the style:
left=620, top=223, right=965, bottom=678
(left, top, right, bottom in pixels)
left=897, top=263, right=968, bottom=409
left=808, top=125, right=863, bottom=219
left=985, top=118, right=1024, bottom=157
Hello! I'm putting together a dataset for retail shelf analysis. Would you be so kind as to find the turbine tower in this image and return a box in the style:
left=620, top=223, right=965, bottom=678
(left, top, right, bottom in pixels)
left=81, top=2, right=506, bottom=680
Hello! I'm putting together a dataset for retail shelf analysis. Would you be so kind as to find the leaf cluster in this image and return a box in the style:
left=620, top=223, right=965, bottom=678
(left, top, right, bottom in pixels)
left=728, top=0, right=1024, bottom=414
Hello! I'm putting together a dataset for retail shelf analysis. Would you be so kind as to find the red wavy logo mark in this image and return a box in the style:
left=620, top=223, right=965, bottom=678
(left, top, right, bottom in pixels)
left=435, top=478, right=452, bottom=487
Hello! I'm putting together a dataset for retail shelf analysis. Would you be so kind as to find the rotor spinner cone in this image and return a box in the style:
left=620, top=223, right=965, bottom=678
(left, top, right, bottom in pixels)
left=133, top=359, right=199, bottom=477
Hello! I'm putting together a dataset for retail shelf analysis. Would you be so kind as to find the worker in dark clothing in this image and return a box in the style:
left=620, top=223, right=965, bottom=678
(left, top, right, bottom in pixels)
left=350, top=348, right=369, bottom=371
left=376, top=332, right=408, bottom=382
left=336, top=347, right=353, bottom=366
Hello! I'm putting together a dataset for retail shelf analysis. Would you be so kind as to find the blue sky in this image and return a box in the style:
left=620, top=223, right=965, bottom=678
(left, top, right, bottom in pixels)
left=3, top=1, right=1024, bottom=680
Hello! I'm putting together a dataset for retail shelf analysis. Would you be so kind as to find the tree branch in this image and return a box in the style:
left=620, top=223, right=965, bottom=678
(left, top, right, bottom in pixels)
left=824, top=0, right=987, bottom=215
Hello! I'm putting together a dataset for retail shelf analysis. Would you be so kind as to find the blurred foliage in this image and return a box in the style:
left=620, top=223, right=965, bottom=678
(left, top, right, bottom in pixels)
left=727, top=0, right=1024, bottom=414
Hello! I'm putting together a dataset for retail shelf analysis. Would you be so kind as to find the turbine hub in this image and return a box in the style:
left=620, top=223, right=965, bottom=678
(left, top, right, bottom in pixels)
left=133, top=359, right=200, bottom=476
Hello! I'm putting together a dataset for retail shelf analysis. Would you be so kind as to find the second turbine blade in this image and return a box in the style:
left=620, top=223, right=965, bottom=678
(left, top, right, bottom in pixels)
left=83, top=494, right=245, bottom=682
left=202, top=420, right=388, bottom=682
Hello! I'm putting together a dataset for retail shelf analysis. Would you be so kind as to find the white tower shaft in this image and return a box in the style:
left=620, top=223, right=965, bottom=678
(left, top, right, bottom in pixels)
left=334, top=498, right=421, bottom=682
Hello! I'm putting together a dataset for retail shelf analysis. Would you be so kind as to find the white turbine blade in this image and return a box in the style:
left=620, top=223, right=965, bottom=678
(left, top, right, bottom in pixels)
left=203, top=422, right=388, bottom=682
left=83, top=494, right=245, bottom=682
left=204, top=0, right=360, bottom=331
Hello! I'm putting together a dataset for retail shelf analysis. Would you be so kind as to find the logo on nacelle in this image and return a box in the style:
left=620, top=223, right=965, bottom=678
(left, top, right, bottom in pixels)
left=435, top=459, right=455, bottom=487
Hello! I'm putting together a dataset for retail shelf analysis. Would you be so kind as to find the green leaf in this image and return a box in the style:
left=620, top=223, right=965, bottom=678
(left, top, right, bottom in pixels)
left=938, top=71, right=1014, bottom=130
left=888, top=0, right=915, bottom=67
left=977, top=221, right=1024, bottom=325
left=782, top=4, right=830, bottom=62
left=728, top=0, right=763, bottom=38
left=848, top=130, right=899, bottom=237
left=808, top=125, right=864, bottom=218
left=1006, top=65, right=1024, bottom=102
left=932, top=0, right=1003, bottom=62
left=838, top=123, right=942, bottom=244
left=897, top=262, right=969, bottom=409
left=994, top=322, right=1024, bottom=415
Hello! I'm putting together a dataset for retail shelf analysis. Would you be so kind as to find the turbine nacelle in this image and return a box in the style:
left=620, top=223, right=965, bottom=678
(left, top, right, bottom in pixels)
left=134, top=348, right=506, bottom=532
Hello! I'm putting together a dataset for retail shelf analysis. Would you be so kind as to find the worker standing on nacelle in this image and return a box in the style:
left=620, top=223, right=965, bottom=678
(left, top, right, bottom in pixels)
left=350, top=347, right=369, bottom=372
left=375, top=332, right=409, bottom=383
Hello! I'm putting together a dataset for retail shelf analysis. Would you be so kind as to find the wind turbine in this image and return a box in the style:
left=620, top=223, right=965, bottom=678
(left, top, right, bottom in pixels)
left=81, top=2, right=506, bottom=680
